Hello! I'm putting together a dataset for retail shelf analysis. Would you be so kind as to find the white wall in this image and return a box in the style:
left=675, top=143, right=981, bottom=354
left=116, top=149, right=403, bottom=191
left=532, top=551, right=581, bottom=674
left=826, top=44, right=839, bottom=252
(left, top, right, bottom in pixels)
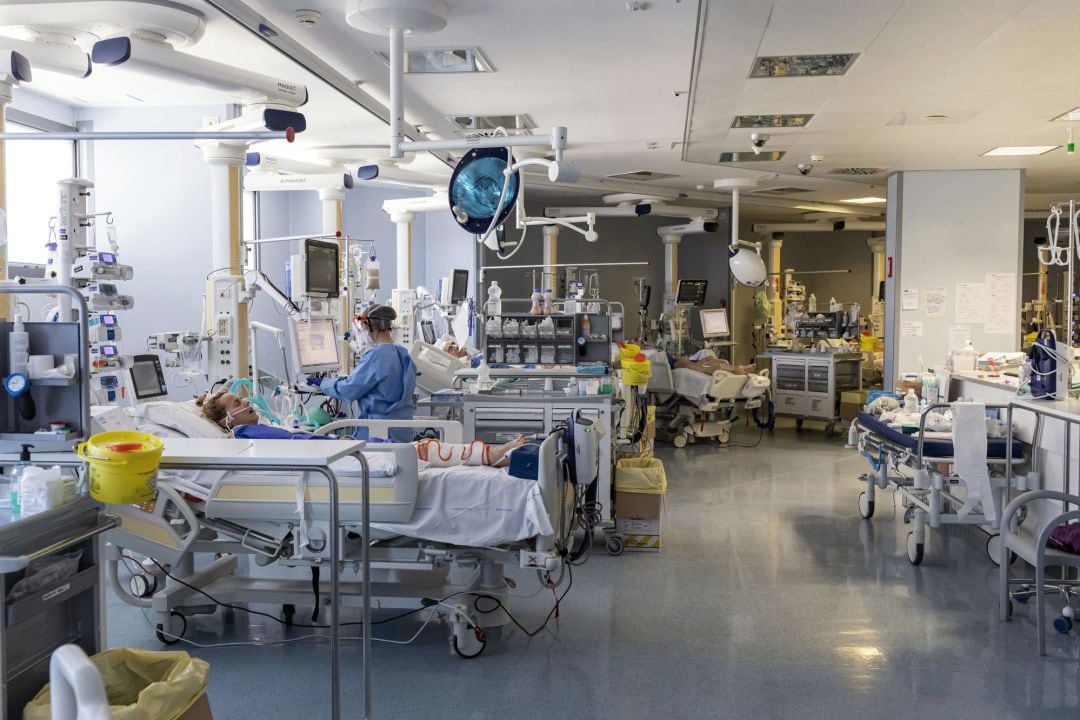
left=9, top=89, right=77, bottom=126
left=884, top=169, right=1024, bottom=383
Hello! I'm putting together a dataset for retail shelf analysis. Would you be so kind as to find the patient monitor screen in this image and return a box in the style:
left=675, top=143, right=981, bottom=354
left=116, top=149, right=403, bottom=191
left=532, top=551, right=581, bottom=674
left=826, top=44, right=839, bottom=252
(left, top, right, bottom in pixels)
left=676, top=280, right=708, bottom=306
left=130, top=354, right=168, bottom=401
left=296, top=318, right=340, bottom=370
left=700, top=308, right=730, bottom=338
left=304, top=240, right=340, bottom=297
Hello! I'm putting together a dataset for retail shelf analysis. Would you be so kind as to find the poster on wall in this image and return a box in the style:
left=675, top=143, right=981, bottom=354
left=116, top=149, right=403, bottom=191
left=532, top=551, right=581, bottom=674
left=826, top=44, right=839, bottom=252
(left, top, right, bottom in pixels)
left=901, top=321, right=923, bottom=337
left=902, top=288, right=919, bottom=311
left=955, top=283, right=988, bottom=324
left=949, top=326, right=972, bottom=351
left=924, top=287, right=946, bottom=317
left=985, top=272, right=1017, bottom=335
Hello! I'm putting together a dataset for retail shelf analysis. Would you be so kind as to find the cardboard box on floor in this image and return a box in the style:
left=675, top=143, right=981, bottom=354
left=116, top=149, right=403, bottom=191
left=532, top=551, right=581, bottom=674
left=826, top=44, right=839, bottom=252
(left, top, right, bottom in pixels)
left=179, top=693, right=214, bottom=720
left=839, top=390, right=868, bottom=422
left=615, top=490, right=662, bottom=552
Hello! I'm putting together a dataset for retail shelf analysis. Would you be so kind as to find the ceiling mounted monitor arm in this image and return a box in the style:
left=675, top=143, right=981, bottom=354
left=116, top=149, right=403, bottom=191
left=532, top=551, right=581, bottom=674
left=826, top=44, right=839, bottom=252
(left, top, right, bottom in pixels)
left=0, top=37, right=88, bottom=78
left=0, top=49, right=30, bottom=102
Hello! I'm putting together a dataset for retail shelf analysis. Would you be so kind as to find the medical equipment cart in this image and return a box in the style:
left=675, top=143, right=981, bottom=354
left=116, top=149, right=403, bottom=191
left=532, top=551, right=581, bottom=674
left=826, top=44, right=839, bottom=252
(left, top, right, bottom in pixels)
left=762, top=350, right=862, bottom=437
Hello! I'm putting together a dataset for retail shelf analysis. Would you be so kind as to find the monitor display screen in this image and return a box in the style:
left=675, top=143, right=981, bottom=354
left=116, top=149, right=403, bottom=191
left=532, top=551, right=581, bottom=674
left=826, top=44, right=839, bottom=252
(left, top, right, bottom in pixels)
left=296, top=318, right=340, bottom=369
left=676, top=280, right=708, bottom=306
left=304, top=240, right=340, bottom=297
left=130, top=355, right=168, bottom=400
left=700, top=308, right=730, bottom=337
left=451, top=269, right=469, bottom=304
left=420, top=320, right=436, bottom=345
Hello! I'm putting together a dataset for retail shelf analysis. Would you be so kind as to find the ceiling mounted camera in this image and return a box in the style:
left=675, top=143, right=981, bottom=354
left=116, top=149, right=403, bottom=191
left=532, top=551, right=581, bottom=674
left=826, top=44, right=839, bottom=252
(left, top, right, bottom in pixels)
left=750, top=132, right=769, bottom=155
left=797, top=163, right=813, bottom=176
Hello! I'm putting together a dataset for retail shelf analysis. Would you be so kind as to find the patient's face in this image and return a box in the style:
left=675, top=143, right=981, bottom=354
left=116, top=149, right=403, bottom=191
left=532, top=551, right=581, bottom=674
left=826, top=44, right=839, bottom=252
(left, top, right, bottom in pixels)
left=443, top=342, right=469, bottom=359
left=220, top=393, right=260, bottom=427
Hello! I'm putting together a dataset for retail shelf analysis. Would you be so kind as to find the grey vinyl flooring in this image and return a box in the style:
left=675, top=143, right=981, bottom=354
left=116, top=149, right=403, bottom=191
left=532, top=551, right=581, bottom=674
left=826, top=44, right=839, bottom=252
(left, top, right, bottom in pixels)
left=106, top=422, right=1080, bottom=719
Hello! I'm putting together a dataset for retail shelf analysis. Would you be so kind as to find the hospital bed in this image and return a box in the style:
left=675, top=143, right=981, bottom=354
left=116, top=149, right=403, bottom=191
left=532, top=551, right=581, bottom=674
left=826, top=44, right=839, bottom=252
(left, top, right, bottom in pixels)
left=646, top=353, right=771, bottom=447
left=410, top=341, right=468, bottom=395
left=102, top=403, right=578, bottom=656
left=851, top=403, right=1026, bottom=565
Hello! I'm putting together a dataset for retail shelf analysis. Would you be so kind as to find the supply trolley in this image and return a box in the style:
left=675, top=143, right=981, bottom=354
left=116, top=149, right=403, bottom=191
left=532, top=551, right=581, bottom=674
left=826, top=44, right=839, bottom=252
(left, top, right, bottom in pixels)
left=762, top=350, right=861, bottom=437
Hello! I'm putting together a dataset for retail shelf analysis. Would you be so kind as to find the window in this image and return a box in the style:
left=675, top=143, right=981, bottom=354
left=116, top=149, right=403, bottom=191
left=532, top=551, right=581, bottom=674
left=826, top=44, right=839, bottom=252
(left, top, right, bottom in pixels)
left=4, top=121, right=77, bottom=264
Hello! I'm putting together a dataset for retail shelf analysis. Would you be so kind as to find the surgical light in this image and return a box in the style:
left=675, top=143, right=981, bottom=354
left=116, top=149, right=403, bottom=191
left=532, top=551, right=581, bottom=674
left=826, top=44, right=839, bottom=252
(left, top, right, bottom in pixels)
left=448, top=146, right=519, bottom=235
left=729, top=245, right=767, bottom=287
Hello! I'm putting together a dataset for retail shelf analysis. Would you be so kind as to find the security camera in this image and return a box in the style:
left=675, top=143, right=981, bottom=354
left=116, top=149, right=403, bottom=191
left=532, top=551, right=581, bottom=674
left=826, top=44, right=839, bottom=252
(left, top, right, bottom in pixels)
left=750, top=133, right=769, bottom=155
left=797, top=163, right=813, bottom=176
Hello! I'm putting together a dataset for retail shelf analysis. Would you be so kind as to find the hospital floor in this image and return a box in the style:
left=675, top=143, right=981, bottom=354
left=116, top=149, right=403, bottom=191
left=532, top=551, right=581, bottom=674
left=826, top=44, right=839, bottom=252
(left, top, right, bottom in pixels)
left=107, top=422, right=1080, bottom=719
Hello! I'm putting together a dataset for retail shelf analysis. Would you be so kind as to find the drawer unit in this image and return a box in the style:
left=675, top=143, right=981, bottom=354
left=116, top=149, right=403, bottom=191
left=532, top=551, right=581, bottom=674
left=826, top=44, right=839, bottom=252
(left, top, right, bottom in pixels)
left=774, top=392, right=808, bottom=416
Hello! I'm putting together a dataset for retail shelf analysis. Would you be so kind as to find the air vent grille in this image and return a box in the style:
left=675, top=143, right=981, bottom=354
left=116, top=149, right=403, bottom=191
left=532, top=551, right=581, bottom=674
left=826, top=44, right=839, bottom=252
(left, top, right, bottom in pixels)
left=828, top=167, right=888, bottom=176
left=606, top=170, right=679, bottom=182
left=753, top=187, right=812, bottom=195
left=719, top=151, right=786, bottom=163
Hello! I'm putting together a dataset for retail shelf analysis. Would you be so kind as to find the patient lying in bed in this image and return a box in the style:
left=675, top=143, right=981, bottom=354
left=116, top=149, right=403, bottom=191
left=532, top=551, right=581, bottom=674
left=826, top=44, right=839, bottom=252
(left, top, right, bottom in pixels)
left=664, top=352, right=757, bottom=375
left=196, top=390, right=526, bottom=467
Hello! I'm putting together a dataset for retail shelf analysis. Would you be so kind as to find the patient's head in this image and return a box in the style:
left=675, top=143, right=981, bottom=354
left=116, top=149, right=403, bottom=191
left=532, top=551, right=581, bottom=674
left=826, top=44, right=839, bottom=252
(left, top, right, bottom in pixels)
left=196, top=391, right=260, bottom=430
left=438, top=339, right=470, bottom=359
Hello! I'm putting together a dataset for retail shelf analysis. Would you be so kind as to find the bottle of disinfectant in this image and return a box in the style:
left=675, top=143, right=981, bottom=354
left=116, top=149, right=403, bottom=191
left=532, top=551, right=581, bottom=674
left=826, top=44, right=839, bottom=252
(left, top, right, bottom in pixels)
left=9, top=444, right=33, bottom=516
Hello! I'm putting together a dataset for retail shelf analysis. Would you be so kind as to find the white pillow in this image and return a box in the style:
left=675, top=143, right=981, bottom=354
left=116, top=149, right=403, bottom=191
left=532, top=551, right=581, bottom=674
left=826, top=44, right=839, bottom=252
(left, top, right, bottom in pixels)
left=133, top=401, right=226, bottom=439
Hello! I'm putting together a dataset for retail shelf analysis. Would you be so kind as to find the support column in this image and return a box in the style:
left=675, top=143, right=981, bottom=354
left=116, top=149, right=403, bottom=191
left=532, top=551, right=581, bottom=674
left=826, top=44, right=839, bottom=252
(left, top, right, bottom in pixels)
left=542, top=225, right=558, bottom=292
left=391, top=210, right=414, bottom=290
left=0, top=86, right=11, bottom=319
left=661, top=234, right=680, bottom=317
left=767, top=235, right=783, bottom=334
left=867, top=236, right=886, bottom=339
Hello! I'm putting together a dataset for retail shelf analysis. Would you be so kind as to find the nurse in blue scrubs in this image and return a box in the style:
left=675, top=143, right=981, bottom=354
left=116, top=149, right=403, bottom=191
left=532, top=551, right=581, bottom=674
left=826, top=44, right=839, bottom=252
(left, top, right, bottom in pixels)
left=306, top=304, right=417, bottom=441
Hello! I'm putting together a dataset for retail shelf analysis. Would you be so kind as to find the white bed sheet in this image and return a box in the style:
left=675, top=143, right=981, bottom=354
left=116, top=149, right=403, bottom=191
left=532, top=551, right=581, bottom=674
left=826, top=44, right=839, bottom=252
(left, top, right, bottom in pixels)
left=673, top=367, right=714, bottom=405
left=371, top=465, right=553, bottom=546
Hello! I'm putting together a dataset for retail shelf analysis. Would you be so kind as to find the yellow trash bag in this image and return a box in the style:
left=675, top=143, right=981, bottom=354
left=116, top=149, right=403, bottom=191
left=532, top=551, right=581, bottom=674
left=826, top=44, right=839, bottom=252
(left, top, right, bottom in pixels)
left=615, top=457, right=667, bottom=494
left=25, top=648, right=209, bottom=720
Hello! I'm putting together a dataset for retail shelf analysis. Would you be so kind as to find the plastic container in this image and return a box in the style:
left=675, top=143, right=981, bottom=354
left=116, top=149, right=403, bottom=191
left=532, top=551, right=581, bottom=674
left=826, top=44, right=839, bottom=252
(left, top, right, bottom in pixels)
left=808, top=294, right=817, bottom=313
left=9, top=444, right=33, bottom=516
left=903, top=389, right=918, bottom=413
left=486, top=281, right=503, bottom=317
left=543, top=288, right=554, bottom=314
left=77, top=431, right=164, bottom=504
left=9, top=314, right=29, bottom=376
left=530, top=289, right=543, bottom=315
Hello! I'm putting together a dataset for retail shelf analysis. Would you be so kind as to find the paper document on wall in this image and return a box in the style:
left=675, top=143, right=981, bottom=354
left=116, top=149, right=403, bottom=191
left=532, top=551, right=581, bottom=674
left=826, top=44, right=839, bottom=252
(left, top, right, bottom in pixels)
left=924, top=287, right=946, bottom=317
left=902, top=288, right=919, bottom=311
left=949, top=326, right=971, bottom=352
left=985, top=272, right=1017, bottom=335
left=955, top=283, right=988, bottom=324
left=901, top=321, right=923, bottom=337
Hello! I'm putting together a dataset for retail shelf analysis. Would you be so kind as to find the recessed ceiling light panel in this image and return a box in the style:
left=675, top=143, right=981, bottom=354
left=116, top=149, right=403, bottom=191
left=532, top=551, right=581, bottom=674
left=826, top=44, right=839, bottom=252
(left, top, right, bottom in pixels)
left=981, top=146, right=1059, bottom=157
left=606, top=170, right=679, bottom=181
left=1051, top=107, right=1080, bottom=123
left=842, top=197, right=887, bottom=204
left=375, top=47, right=493, bottom=74
left=749, top=54, right=857, bottom=79
left=719, top=151, right=786, bottom=162
left=828, top=167, right=888, bottom=176
left=731, top=114, right=814, bottom=128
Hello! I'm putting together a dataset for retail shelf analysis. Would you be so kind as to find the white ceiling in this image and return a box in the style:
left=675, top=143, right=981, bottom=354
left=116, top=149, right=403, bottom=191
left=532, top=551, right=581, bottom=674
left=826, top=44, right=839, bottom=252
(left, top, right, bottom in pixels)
left=5, top=0, right=1080, bottom=217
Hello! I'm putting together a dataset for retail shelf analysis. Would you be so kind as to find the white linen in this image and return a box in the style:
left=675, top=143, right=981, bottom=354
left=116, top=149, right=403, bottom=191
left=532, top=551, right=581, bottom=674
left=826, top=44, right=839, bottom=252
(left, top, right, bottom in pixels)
left=330, top=452, right=397, bottom=478
left=673, top=367, right=714, bottom=405
left=372, top=465, right=553, bottom=546
left=953, top=401, right=996, bottom=524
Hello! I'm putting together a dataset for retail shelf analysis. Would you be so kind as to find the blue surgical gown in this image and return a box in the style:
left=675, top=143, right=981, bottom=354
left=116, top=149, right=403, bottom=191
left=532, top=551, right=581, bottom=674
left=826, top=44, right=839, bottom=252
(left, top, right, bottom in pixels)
left=318, top=343, right=417, bottom=442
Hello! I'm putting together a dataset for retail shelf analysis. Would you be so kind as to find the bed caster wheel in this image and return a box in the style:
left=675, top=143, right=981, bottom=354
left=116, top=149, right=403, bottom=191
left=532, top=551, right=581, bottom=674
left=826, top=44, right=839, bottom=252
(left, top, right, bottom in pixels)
left=906, top=532, right=924, bottom=565
left=672, top=434, right=688, bottom=449
left=717, top=430, right=730, bottom=444
left=903, top=505, right=915, bottom=524
left=1006, top=600, right=1014, bottom=619
left=129, top=573, right=157, bottom=599
left=825, top=423, right=836, bottom=438
left=156, top=611, right=187, bottom=645
left=282, top=604, right=296, bottom=626
left=985, top=533, right=1017, bottom=566
left=606, top=534, right=625, bottom=556
left=795, top=419, right=804, bottom=431
left=1053, top=616, right=1073, bottom=634
left=858, top=492, right=875, bottom=520
left=1014, top=587, right=1030, bottom=604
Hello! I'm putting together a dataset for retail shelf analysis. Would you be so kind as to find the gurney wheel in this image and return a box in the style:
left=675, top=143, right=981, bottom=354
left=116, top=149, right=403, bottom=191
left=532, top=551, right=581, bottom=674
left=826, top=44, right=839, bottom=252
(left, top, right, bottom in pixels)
left=282, top=604, right=296, bottom=626
left=986, top=533, right=1017, bottom=566
left=1053, top=616, right=1073, bottom=634
left=606, top=534, right=625, bottom=556
left=825, top=423, right=836, bottom=438
left=672, top=433, right=688, bottom=449
left=906, top=532, right=924, bottom=566
left=858, top=492, right=874, bottom=520
left=156, top=611, right=187, bottom=645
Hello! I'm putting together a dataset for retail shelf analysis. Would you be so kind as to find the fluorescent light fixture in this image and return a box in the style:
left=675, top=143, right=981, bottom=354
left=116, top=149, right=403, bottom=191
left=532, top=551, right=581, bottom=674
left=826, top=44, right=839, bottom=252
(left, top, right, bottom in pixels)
left=731, top=114, right=813, bottom=129
left=719, top=150, right=786, bottom=163
left=448, top=114, right=534, bottom=135
left=375, top=47, right=493, bottom=74
left=1051, top=107, right=1080, bottom=123
left=842, top=196, right=887, bottom=204
left=981, top=146, right=1059, bottom=157
left=750, top=54, right=857, bottom=79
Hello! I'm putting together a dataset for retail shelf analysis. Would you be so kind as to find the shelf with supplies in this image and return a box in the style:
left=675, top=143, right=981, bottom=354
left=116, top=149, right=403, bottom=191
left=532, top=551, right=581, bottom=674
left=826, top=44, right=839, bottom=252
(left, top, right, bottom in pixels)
left=481, top=302, right=625, bottom=368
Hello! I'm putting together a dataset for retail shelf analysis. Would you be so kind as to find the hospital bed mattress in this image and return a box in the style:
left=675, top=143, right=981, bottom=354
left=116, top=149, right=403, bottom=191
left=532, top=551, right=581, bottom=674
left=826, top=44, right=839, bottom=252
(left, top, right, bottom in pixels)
left=856, top=412, right=1022, bottom=459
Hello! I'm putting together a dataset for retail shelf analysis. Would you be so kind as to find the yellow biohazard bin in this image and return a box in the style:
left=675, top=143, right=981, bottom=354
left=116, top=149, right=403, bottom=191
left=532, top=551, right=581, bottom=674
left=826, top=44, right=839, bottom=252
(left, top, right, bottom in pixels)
left=77, top=431, right=164, bottom=504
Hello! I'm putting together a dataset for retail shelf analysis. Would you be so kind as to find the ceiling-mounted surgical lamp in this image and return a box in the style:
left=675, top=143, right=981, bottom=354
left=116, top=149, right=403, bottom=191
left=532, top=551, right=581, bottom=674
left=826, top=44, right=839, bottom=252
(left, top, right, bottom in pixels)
left=0, top=36, right=88, bottom=78
left=91, top=35, right=307, bottom=109
left=728, top=240, right=767, bottom=287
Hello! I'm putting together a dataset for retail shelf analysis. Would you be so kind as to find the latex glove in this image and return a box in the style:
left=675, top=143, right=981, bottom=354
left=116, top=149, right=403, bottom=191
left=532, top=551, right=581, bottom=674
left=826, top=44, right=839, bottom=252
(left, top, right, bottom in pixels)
left=306, top=376, right=324, bottom=388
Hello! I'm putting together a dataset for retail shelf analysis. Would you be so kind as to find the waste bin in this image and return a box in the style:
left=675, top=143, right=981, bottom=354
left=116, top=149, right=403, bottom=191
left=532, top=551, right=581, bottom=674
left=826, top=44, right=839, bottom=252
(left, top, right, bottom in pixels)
left=614, top=457, right=667, bottom=552
left=24, top=648, right=211, bottom=720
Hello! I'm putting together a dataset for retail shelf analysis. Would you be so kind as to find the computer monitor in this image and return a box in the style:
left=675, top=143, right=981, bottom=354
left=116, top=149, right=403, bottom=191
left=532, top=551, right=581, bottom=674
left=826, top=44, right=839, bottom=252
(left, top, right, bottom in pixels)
left=303, top=239, right=340, bottom=298
left=294, top=318, right=341, bottom=372
left=420, top=319, right=436, bottom=345
left=450, top=269, right=469, bottom=304
left=700, top=308, right=730, bottom=338
left=676, top=279, right=708, bottom=306
left=129, top=354, right=168, bottom=402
